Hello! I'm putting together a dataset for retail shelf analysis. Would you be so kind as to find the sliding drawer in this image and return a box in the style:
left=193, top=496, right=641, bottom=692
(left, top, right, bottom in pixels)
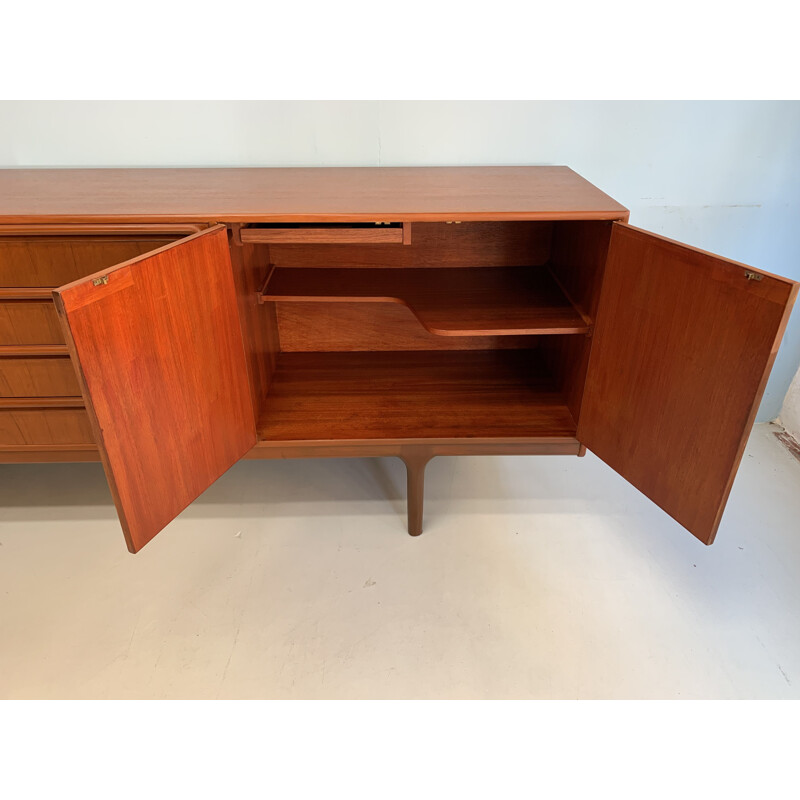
left=237, top=222, right=410, bottom=245
left=0, top=354, right=80, bottom=397
left=0, top=225, right=202, bottom=286
left=0, top=295, right=64, bottom=345
left=0, top=405, right=94, bottom=446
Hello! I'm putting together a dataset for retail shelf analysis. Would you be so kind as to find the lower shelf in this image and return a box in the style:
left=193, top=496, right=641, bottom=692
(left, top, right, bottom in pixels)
left=258, top=350, right=576, bottom=442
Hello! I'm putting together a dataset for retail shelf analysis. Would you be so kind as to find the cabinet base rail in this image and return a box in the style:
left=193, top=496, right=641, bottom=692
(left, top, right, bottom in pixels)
left=0, top=437, right=583, bottom=536
left=248, top=437, right=583, bottom=535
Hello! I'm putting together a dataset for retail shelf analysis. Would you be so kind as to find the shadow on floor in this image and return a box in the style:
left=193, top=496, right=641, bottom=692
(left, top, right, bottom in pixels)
left=0, top=454, right=597, bottom=523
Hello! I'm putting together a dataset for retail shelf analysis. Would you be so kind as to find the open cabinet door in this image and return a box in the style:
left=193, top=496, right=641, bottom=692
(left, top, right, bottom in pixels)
left=578, top=223, right=798, bottom=545
left=53, top=226, right=256, bottom=553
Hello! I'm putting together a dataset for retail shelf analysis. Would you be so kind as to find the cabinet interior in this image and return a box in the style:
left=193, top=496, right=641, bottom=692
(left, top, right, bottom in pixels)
left=238, top=220, right=612, bottom=443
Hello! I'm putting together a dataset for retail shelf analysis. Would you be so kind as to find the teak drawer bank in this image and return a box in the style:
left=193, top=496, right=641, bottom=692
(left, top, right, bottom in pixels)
left=0, top=166, right=796, bottom=553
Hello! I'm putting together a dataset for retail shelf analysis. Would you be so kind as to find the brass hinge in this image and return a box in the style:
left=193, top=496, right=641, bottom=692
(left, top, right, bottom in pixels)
left=744, top=271, right=763, bottom=281
left=92, top=276, right=109, bottom=286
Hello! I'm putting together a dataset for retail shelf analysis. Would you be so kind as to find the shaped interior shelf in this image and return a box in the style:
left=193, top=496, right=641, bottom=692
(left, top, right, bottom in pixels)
left=258, top=350, right=576, bottom=442
left=259, top=266, right=591, bottom=337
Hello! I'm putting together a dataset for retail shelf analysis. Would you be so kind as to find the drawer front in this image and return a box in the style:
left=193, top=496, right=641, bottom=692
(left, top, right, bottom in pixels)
left=238, top=223, right=406, bottom=245
left=0, top=300, right=64, bottom=345
left=0, top=357, right=80, bottom=397
left=0, top=236, right=179, bottom=286
left=0, top=408, right=94, bottom=446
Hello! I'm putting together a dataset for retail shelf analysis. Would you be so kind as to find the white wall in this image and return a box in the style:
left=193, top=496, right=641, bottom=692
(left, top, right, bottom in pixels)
left=780, top=365, right=800, bottom=441
left=1, top=100, right=798, bottom=421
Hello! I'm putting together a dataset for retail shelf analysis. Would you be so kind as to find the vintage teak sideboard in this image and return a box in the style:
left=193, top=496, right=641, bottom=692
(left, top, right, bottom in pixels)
left=0, top=167, right=796, bottom=553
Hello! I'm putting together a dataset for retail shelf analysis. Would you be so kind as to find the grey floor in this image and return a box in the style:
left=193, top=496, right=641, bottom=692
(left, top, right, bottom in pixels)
left=1, top=423, right=799, bottom=699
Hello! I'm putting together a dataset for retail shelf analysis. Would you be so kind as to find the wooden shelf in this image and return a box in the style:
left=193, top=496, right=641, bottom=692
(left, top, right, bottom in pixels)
left=259, top=266, right=590, bottom=336
left=258, top=350, right=576, bottom=442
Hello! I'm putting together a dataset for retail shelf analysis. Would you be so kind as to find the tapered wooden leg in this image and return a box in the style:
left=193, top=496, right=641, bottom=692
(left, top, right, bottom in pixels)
left=402, top=453, right=433, bottom=536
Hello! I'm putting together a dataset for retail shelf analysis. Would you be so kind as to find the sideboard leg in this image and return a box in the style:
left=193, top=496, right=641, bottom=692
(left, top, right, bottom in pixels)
left=402, top=453, right=433, bottom=536
left=577, top=444, right=587, bottom=457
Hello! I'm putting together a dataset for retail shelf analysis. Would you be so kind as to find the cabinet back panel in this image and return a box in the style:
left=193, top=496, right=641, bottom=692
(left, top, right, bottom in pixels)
left=267, top=222, right=553, bottom=268
left=0, top=237, right=179, bottom=286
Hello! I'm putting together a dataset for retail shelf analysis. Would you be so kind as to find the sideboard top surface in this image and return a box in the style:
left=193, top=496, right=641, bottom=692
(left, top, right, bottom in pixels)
left=0, top=166, right=628, bottom=224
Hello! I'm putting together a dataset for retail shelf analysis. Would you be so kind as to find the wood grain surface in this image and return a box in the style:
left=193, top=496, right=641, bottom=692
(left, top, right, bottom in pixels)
left=0, top=445, right=99, bottom=461
left=0, top=300, right=65, bottom=345
left=267, top=221, right=553, bottom=269
left=0, top=356, right=80, bottom=397
left=578, top=223, right=799, bottom=544
left=275, top=302, right=537, bottom=352
left=240, top=225, right=404, bottom=244
left=545, top=221, right=613, bottom=420
left=0, top=289, right=59, bottom=299
left=261, top=266, right=590, bottom=336
left=0, top=167, right=629, bottom=224
left=0, top=236, right=180, bottom=286
left=258, top=350, right=576, bottom=442
left=0, top=224, right=203, bottom=235
left=0, top=408, right=94, bottom=446
left=53, top=226, right=256, bottom=553
left=227, top=242, right=280, bottom=424
left=0, top=397, right=85, bottom=408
